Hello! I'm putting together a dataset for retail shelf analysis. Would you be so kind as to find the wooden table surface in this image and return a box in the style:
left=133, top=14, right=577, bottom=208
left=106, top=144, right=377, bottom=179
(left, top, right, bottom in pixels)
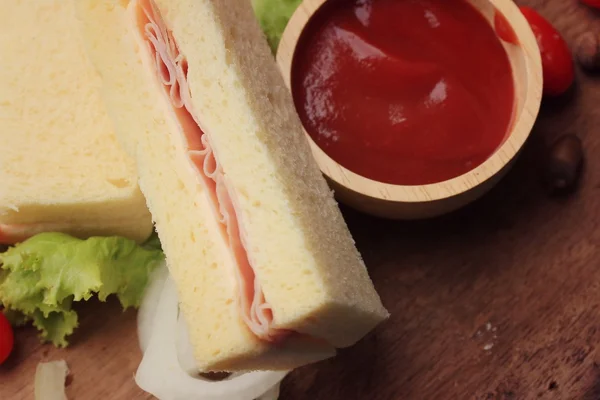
left=2, top=1, right=600, bottom=399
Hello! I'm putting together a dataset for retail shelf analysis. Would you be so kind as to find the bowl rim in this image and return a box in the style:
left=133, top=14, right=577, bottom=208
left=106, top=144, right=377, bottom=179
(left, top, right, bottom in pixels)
left=276, top=0, right=543, bottom=204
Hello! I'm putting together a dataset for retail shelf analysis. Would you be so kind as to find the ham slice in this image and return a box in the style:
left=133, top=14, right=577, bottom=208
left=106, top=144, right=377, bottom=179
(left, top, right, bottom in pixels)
left=130, top=0, right=289, bottom=343
left=0, top=223, right=64, bottom=245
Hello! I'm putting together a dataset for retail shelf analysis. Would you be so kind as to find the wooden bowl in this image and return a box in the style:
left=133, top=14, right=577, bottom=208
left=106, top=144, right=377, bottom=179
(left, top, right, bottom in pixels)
left=277, top=0, right=543, bottom=220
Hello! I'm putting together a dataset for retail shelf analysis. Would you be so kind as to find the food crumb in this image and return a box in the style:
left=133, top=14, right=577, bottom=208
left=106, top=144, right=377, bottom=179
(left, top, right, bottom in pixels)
left=475, top=322, right=498, bottom=352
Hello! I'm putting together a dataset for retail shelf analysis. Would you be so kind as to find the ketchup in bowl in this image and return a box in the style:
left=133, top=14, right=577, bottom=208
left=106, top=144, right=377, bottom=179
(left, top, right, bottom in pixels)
left=292, top=0, right=515, bottom=186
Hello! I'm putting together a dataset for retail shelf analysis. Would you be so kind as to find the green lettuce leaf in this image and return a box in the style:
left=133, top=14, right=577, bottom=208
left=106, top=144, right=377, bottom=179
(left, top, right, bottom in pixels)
left=142, top=231, right=162, bottom=252
left=0, top=232, right=164, bottom=347
left=31, top=309, right=78, bottom=348
left=252, top=0, right=302, bottom=53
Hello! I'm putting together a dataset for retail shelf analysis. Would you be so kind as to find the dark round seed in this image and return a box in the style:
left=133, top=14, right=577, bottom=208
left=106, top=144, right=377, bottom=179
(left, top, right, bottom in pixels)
left=544, top=134, right=584, bottom=193
left=575, top=32, right=600, bottom=72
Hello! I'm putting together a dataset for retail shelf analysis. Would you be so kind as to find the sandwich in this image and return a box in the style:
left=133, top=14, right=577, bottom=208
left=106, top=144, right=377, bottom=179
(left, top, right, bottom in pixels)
left=0, top=0, right=153, bottom=245
left=0, top=0, right=162, bottom=348
left=75, top=0, right=389, bottom=372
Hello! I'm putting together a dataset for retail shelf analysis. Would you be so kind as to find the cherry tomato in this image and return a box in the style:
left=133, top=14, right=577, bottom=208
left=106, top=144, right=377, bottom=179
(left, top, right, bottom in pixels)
left=0, top=312, right=14, bottom=365
left=519, top=6, right=574, bottom=96
left=580, top=0, right=600, bottom=8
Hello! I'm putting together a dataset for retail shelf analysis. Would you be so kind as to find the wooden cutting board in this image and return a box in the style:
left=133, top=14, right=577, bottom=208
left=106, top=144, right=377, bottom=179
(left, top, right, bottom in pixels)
left=2, top=0, right=599, bottom=399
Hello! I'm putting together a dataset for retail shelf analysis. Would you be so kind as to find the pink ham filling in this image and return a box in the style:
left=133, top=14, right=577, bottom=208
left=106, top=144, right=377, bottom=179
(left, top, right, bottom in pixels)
left=130, top=0, right=289, bottom=343
left=0, top=223, right=58, bottom=245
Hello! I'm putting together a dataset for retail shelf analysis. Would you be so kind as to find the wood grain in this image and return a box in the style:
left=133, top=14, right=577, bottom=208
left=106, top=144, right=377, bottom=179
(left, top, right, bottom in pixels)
left=2, top=0, right=600, bottom=399
left=282, top=2, right=600, bottom=398
left=0, top=299, right=151, bottom=400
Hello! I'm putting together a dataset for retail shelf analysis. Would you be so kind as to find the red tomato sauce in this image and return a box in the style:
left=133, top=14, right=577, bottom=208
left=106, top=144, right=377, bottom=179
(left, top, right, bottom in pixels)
left=292, top=0, right=515, bottom=185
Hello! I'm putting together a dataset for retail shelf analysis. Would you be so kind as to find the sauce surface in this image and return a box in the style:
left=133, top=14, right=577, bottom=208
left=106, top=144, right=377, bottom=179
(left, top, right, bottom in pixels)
left=292, top=0, right=515, bottom=185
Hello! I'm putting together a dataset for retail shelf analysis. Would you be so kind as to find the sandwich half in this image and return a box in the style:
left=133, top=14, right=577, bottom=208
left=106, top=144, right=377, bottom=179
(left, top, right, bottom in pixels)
left=0, top=0, right=153, bottom=244
left=75, top=0, right=389, bottom=371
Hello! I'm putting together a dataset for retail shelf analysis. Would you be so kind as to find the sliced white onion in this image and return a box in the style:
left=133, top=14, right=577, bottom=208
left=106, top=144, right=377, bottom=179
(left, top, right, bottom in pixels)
left=256, top=382, right=281, bottom=400
left=34, top=360, right=69, bottom=400
left=175, top=307, right=200, bottom=375
left=137, top=260, right=169, bottom=352
left=136, top=275, right=288, bottom=400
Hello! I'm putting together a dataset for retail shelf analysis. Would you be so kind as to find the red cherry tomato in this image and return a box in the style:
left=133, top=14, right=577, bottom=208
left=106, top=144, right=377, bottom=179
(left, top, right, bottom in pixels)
left=580, top=0, right=600, bottom=8
left=0, top=312, right=14, bottom=365
left=519, top=6, right=574, bottom=96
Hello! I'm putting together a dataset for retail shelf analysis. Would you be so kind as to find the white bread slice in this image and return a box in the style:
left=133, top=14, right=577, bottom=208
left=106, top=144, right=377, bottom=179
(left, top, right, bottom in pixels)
left=75, top=0, right=389, bottom=371
left=0, top=0, right=152, bottom=244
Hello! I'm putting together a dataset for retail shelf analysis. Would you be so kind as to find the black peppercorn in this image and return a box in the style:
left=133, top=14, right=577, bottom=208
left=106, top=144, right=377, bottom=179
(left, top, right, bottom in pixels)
left=575, top=32, right=600, bottom=72
left=544, top=134, right=584, bottom=193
